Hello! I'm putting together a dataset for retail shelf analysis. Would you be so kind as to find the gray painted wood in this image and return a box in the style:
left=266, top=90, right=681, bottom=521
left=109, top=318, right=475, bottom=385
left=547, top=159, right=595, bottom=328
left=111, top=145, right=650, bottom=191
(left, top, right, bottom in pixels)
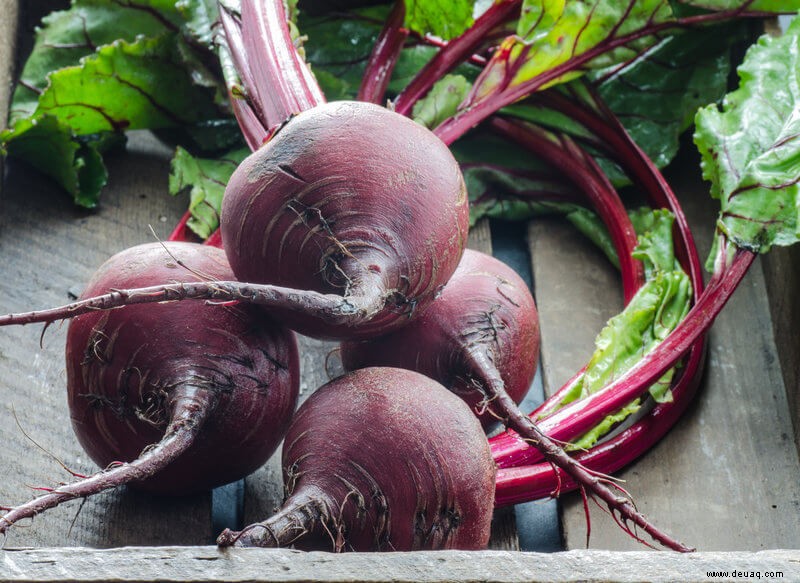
left=0, top=132, right=213, bottom=546
left=762, top=248, right=800, bottom=451
left=0, top=0, right=17, bottom=125
left=1, top=546, right=798, bottom=582
left=528, top=158, right=800, bottom=551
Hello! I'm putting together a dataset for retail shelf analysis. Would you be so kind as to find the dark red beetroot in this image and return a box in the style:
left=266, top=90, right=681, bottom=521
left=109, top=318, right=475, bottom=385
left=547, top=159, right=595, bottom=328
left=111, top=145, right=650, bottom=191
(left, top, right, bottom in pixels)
left=341, top=249, right=538, bottom=427
left=217, top=367, right=496, bottom=551
left=220, top=100, right=469, bottom=339
left=0, top=243, right=299, bottom=533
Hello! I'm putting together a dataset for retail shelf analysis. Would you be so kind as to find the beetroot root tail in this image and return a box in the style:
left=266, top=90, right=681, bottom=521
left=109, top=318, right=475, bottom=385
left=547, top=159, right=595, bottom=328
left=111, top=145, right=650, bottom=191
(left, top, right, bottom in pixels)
left=0, top=388, right=214, bottom=535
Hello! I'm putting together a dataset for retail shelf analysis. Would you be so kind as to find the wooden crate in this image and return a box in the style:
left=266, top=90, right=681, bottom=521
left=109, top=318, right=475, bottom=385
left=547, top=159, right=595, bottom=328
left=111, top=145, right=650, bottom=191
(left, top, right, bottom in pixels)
left=1, top=1, right=799, bottom=581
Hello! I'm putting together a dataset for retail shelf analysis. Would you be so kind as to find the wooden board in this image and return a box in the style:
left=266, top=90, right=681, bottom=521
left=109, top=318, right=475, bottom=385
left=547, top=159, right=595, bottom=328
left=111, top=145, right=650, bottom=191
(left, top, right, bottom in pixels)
left=2, top=546, right=800, bottom=582
left=528, top=155, right=800, bottom=551
left=762, top=247, right=800, bottom=449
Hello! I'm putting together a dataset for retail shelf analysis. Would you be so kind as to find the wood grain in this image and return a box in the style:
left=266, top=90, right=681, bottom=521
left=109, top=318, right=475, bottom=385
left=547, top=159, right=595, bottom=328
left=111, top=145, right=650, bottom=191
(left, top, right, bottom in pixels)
left=762, top=248, right=800, bottom=451
left=528, top=156, right=800, bottom=551
left=1, top=546, right=799, bottom=582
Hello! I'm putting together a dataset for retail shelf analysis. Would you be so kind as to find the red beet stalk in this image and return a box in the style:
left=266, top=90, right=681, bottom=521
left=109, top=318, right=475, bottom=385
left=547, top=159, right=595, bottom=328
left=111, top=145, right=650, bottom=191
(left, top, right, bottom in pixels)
left=488, top=91, right=709, bottom=468
left=489, top=116, right=644, bottom=303
left=357, top=1, right=408, bottom=104
left=494, top=335, right=705, bottom=506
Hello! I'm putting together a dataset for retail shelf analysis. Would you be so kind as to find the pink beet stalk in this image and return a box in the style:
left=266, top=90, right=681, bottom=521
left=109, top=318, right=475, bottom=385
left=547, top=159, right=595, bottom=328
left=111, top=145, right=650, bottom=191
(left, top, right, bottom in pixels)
left=494, top=337, right=705, bottom=506
left=238, top=0, right=325, bottom=130
left=357, top=1, right=408, bottom=104
left=171, top=0, right=325, bottom=246
left=488, top=89, right=709, bottom=468
left=532, top=85, right=705, bottom=290
left=491, top=247, right=749, bottom=469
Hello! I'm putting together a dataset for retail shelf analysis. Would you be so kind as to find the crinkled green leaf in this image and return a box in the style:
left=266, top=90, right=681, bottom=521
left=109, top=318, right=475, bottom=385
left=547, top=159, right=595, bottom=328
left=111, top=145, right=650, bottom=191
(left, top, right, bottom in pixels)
left=503, top=101, right=595, bottom=141
left=31, top=35, right=218, bottom=135
left=451, top=132, right=571, bottom=220
left=695, top=17, right=800, bottom=260
left=388, top=45, right=450, bottom=94
left=300, top=6, right=478, bottom=101
left=169, top=146, right=250, bottom=239
left=579, top=274, right=689, bottom=398
left=566, top=207, right=620, bottom=268
left=299, top=6, right=387, bottom=100
left=568, top=400, right=641, bottom=451
left=155, top=119, right=244, bottom=154
left=300, top=6, right=464, bottom=101
left=404, top=0, right=475, bottom=40
left=9, top=0, right=185, bottom=124
left=4, top=0, right=226, bottom=206
left=498, top=22, right=749, bottom=189
left=461, top=163, right=577, bottom=223
left=630, top=207, right=681, bottom=275
left=176, top=0, right=221, bottom=48
left=412, top=74, right=471, bottom=129
left=455, top=134, right=622, bottom=264
left=469, top=0, right=674, bottom=104
left=1, top=115, right=124, bottom=207
left=595, top=21, right=751, bottom=170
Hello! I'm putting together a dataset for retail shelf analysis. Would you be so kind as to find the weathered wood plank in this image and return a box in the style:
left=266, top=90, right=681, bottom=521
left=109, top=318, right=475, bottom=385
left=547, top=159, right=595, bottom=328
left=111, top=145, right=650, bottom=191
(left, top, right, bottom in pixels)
left=528, top=157, right=800, bottom=551
left=0, top=133, right=214, bottom=546
left=1, top=546, right=798, bottom=583
left=762, top=248, right=800, bottom=451
left=0, top=0, right=17, bottom=124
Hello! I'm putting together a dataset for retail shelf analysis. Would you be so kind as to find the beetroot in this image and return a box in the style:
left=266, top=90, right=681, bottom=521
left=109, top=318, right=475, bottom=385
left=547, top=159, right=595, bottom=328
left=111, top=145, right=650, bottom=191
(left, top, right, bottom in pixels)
left=0, top=242, right=299, bottom=533
left=217, top=367, right=496, bottom=551
left=341, top=249, right=539, bottom=427
left=220, top=100, right=470, bottom=339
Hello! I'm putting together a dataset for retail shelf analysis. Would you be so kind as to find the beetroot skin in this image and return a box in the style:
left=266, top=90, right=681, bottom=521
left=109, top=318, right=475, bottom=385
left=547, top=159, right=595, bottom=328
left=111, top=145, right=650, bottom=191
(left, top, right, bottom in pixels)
left=65, top=242, right=299, bottom=493
left=218, top=367, right=496, bottom=551
left=221, top=101, right=469, bottom=340
left=341, top=249, right=540, bottom=426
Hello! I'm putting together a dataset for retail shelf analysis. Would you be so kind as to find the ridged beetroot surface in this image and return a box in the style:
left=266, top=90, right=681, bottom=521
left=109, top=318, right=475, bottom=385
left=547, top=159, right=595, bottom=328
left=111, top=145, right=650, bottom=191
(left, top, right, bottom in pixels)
left=221, top=101, right=469, bottom=339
